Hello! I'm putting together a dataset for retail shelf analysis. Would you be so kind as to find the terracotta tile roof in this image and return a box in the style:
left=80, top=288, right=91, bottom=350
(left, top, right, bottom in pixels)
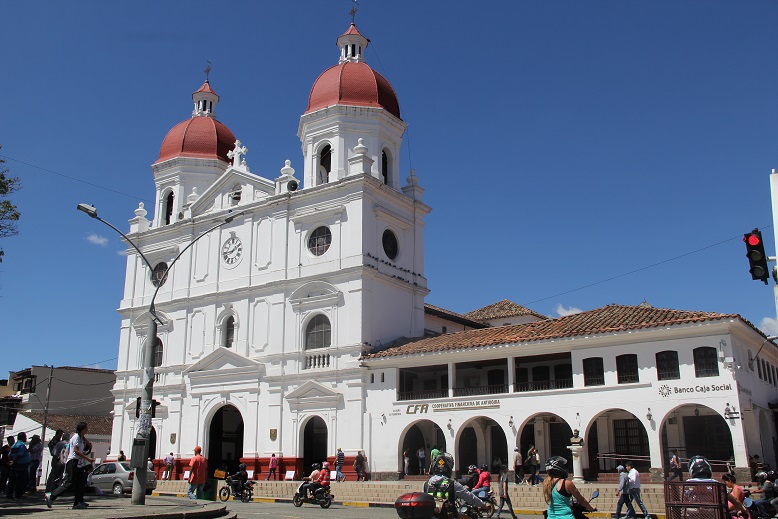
left=424, top=304, right=488, bottom=329
left=21, top=413, right=114, bottom=436
left=464, top=299, right=547, bottom=321
left=364, top=304, right=740, bottom=359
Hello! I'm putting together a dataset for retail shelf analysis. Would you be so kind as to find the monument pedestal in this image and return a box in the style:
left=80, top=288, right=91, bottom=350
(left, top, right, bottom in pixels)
left=568, top=445, right=584, bottom=483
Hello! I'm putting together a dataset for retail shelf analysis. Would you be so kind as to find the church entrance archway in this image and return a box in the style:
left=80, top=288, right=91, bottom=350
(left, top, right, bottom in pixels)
left=207, top=405, right=244, bottom=475
left=302, top=416, right=328, bottom=471
left=400, top=420, right=446, bottom=475
left=457, top=416, right=507, bottom=475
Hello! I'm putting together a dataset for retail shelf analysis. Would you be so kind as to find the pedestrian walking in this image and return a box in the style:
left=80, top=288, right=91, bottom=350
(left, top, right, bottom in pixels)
left=526, top=445, right=539, bottom=485
left=513, top=448, right=524, bottom=484
left=626, top=461, right=649, bottom=518
left=266, top=453, right=278, bottom=480
left=187, top=446, right=207, bottom=499
left=45, top=421, right=94, bottom=509
left=403, top=448, right=411, bottom=477
left=0, top=436, right=13, bottom=493
left=417, top=446, right=426, bottom=475
left=27, top=434, right=43, bottom=492
left=163, top=452, right=174, bottom=480
left=496, top=464, right=518, bottom=519
left=335, top=448, right=345, bottom=482
left=667, top=450, right=683, bottom=482
left=615, top=465, right=636, bottom=519
left=354, top=450, right=365, bottom=481
left=45, top=432, right=70, bottom=492
left=6, top=432, right=31, bottom=499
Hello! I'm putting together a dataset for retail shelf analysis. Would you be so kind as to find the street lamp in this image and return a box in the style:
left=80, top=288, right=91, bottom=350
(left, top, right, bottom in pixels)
left=77, top=203, right=239, bottom=504
left=748, top=335, right=778, bottom=371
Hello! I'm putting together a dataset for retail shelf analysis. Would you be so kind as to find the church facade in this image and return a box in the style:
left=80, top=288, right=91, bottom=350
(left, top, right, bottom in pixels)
left=108, top=22, right=778, bottom=482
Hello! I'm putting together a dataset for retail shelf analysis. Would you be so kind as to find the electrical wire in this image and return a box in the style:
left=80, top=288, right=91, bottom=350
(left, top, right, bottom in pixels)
left=0, top=154, right=152, bottom=203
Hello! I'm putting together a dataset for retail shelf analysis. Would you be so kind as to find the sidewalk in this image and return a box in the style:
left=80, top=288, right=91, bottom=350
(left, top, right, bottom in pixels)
left=0, top=493, right=230, bottom=518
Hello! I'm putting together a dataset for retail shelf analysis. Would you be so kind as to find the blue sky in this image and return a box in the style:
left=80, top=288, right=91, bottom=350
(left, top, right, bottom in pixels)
left=2, top=1, right=778, bottom=373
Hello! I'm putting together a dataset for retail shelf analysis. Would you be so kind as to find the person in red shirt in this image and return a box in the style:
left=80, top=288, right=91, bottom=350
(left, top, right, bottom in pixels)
left=472, top=464, right=491, bottom=499
left=307, top=461, right=331, bottom=497
left=188, top=446, right=207, bottom=500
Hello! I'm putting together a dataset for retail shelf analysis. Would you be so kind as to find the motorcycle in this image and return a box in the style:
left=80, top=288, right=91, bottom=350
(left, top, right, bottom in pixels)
left=473, top=489, right=497, bottom=518
left=743, top=486, right=774, bottom=519
left=292, top=480, right=333, bottom=508
left=218, top=474, right=255, bottom=503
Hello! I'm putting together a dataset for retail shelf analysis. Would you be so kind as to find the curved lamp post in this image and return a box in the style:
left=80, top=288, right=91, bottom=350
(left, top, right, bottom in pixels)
left=77, top=203, right=238, bottom=504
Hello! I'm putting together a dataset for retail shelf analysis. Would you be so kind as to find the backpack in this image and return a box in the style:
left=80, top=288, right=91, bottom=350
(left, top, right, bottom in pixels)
left=426, top=476, right=454, bottom=502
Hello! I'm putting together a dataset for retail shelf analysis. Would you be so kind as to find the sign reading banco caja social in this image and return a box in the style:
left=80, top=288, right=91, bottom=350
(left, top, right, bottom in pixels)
left=657, top=383, right=733, bottom=398
left=402, top=399, right=501, bottom=415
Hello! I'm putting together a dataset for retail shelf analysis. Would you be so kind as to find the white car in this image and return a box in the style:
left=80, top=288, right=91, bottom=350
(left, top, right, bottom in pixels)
left=89, top=461, right=157, bottom=495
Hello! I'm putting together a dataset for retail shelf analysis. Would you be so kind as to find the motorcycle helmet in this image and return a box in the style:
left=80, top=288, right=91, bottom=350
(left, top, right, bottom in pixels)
left=481, top=464, right=489, bottom=472
left=468, top=465, right=477, bottom=473
left=545, top=456, right=569, bottom=479
left=322, top=461, right=330, bottom=469
left=239, top=463, right=246, bottom=471
left=766, top=471, right=778, bottom=482
left=312, top=463, right=321, bottom=470
left=756, top=471, right=768, bottom=483
left=432, top=452, right=455, bottom=477
left=688, top=455, right=712, bottom=480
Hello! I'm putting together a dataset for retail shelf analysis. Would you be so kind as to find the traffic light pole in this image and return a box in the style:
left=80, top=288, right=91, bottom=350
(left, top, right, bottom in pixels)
left=769, top=169, right=778, bottom=322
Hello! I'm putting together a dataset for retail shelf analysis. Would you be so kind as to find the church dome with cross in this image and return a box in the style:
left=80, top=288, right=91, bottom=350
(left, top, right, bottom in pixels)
left=155, top=80, right=236, bottom=165
left=305, top=23, right=401, bottom=120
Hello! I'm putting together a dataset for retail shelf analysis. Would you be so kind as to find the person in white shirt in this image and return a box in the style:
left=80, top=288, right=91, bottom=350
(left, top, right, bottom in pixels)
left=625, top=461, right=649, bottom=518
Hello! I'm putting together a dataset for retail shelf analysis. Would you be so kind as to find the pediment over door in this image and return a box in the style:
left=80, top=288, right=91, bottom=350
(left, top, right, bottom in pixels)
left=184, top=348, right=263, bottom=389
left=285, top=380, right=341, bottom=412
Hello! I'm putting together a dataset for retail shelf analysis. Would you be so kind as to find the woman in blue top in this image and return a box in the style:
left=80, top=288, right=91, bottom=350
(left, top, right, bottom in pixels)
left=543, top=456, right=596, bottom=519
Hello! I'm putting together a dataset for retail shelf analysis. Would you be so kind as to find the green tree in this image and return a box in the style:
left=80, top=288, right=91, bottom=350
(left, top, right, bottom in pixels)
left=0, top=146, right=21, bottom=263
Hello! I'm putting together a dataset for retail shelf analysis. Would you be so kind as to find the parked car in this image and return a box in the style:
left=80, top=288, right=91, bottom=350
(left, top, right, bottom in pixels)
left=89, top=461, right=157, bottom=495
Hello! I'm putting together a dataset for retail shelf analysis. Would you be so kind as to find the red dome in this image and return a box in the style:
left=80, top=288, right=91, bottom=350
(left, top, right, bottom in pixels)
left=156, top=117, right=236, bottom=164
left=306, top=61, right=400, bottom=119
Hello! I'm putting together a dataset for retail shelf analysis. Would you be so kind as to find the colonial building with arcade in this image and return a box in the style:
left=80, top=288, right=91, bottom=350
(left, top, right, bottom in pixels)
left=108, top=21, right=778, bottom=483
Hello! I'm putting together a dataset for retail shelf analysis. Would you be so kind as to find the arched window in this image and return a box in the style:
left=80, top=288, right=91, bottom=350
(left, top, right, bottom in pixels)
left=223, top=316, right=235, bottom=348
left=151, top=262, right=168, bottom=287
left=616, top=354, right=639, bottom=384
left=693, top=347, right=719, bottom=377
left=164, top=191, right=174, bottom=225
left=583, top=357, right=604, bottom=386
left=318, top=145, right=332, bottom=185
left=152, top=338, right=163, bottom=367
left=381, top=150, right=389, bottom=185
left=656, top=350, right=680, bottom=380
left=305, top=314, right=331, bottom=350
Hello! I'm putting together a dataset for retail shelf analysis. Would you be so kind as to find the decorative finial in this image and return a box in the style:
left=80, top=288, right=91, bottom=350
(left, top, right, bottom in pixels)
left=205, top=61, right=212, bottom=81
left=349, top=0, right=359, bottom=23
left=227, top=140, right=248, bottom=167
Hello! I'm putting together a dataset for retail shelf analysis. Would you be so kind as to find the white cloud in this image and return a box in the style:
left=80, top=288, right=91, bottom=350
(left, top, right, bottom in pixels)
left=759, top=317, right=778, bottom=337
left=86, top=233, right=108, bottom=246
left=554, top=304, right=582, bottom=317
left=116, top=249, right=128, bottom=257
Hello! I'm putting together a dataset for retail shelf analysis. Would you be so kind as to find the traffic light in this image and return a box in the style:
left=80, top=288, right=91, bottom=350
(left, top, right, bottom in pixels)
left=744, top=228, right=770, bottom=284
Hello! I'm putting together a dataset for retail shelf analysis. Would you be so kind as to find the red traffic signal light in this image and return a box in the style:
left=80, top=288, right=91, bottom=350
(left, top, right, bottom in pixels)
left=744, top=228, right=770, bottom=284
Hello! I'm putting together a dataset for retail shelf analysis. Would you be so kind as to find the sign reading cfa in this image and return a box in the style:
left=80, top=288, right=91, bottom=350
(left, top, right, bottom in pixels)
left=404, top=399, right=501, bottom=414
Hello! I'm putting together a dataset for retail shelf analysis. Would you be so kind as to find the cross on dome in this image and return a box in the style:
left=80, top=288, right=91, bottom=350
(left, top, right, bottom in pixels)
left=227, top=140, right=248, bottom=167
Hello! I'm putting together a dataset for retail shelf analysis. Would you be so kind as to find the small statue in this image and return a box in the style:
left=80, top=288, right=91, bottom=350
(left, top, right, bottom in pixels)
left=570, top=429, right=584, bottom=446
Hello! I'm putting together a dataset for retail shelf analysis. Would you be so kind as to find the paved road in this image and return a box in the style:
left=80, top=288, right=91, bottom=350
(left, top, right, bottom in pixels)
left=226, top=501, right=399, bottom=518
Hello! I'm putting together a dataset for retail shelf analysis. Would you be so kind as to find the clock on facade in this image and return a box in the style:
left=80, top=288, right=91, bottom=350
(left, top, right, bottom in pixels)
left=221, top=236, right=242, bottom=265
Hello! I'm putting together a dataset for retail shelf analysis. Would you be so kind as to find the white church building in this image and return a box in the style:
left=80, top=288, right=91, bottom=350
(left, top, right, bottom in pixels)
left=108, top=21, right=778, bottom=483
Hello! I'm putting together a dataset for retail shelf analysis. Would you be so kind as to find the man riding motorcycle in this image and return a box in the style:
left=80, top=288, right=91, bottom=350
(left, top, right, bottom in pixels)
left=230, top=463, right=249, bottom=496
left=472, top=464, right=492, bottom=499
left=459, top=465, right=479, bottom=490
left=305, top=461, right=331, bottom=498
left=424, top=452, right=485, bottom=509
left=300, top=463, right=321, bottom=498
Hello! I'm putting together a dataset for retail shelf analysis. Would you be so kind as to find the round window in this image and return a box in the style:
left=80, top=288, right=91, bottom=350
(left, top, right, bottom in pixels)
left=382, top=230, right=398, bottom=260
left=307, top=226, right=332, bottom=256
left=151, top=262, right=168, bottom=287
